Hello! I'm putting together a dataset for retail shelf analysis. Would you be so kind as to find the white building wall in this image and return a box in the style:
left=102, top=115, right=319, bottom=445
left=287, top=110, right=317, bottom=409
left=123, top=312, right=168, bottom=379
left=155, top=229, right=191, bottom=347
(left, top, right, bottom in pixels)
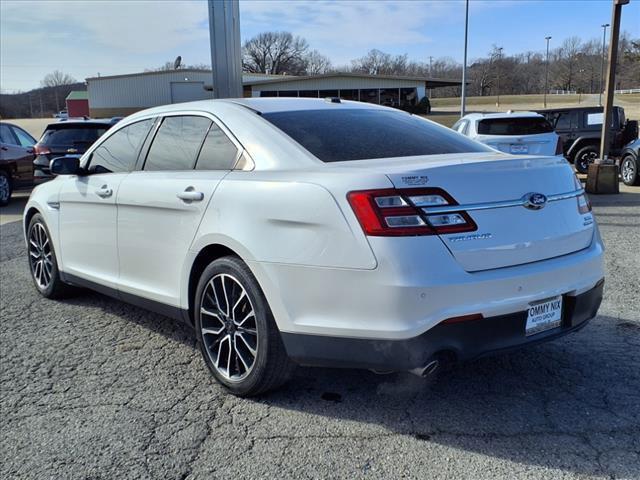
left=88, top=71, right=215, bottom=109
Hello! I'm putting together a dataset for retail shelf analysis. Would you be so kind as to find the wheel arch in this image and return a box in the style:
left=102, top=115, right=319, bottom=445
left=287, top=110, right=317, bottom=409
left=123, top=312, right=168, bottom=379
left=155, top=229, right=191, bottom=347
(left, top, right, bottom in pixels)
left=567, top=137, right=599, bottom=161
left=187, top=243, right=242, bottom=326
left=24, top=206, right=41, bottom=237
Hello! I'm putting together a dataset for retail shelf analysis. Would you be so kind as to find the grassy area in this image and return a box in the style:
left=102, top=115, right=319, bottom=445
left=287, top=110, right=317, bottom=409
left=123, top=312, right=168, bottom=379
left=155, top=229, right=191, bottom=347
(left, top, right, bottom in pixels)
left=421, top=114, right=460, bottom=128
left=8, top=118, right=52, bottom=139
left=431, top=93, right=639, bottom=108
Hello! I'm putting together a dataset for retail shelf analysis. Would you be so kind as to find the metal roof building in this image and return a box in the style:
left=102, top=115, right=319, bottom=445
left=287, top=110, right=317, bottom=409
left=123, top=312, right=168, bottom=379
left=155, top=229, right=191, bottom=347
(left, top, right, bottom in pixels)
left=86, top=70, right=462, bottom=117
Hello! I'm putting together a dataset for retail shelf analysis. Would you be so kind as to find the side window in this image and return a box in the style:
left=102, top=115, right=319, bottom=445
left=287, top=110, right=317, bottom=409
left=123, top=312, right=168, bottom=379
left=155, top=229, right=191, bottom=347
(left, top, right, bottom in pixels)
left=144, top=116, right=211, bottom=171
left=11, top=126, right=35, bottom=147
left=555, top=112, right=578, bottom=130
left=88, top=119, right=154, bottom=174
left=0, top=124, right=18, bottom=145
left=195, top=123, right=239, bottom=170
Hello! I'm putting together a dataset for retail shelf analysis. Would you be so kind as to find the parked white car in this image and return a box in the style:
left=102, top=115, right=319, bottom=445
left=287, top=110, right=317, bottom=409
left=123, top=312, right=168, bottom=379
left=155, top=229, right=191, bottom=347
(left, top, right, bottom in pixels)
left=453, top=111, right=562, bottom=156
left=24, top=98, right=604, bottom=396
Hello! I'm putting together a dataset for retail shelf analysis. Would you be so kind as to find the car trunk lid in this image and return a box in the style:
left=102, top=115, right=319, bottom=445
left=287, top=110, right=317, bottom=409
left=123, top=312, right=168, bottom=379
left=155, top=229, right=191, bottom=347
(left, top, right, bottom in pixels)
left=477, top=132, right=558, bottom=156
left=338, top=153, right=593, bottom=272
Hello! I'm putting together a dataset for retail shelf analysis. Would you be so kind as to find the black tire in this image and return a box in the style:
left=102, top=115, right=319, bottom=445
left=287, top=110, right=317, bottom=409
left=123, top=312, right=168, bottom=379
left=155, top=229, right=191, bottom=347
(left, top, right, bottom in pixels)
left=620, top=155, right=640, bottom=186
left=27, top=213, right=75, bottom=299
left=0, top=170, right=12, bottom=206
left=194, top=256, right=295, bottom=396
left=574, top=145, right=598, bottom=174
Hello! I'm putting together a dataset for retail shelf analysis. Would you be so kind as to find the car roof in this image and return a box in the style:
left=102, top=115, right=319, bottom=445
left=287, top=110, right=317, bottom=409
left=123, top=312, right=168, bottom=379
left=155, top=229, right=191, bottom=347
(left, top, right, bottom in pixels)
left=46, top=119, right=114, bottom=129
left=461, top=111, right=545, bottom=121
left=127, top=97, right=388, bottom=120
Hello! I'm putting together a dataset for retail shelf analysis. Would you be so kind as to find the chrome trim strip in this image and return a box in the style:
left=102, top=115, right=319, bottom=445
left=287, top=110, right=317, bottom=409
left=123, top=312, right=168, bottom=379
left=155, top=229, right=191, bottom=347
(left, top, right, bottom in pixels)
left=421, top=188, right=584, bottom=214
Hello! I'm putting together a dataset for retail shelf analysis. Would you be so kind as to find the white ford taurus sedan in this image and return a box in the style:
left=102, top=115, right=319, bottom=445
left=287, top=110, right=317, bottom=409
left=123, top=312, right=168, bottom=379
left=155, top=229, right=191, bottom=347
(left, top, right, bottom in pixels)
left=24, top=98, right=604, bottom=396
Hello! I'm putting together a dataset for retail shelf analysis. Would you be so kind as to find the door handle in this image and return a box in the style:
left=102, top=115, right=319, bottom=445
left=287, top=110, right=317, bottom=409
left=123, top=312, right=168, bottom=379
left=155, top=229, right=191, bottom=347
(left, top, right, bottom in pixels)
left=95, top=185, right=113, bottom=198
left=177, top=187, right=204, bottom=203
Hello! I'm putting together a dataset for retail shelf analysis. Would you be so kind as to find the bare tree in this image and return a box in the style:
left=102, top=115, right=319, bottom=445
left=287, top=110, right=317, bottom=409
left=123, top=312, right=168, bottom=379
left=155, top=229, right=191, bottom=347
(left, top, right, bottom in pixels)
left=242, top=32, right=310, bottom=75
left=304, top=50, right=332, bottom=75
left=41, top=70, right=76, bottom=88
left=351, top=49, right=410, bottom=75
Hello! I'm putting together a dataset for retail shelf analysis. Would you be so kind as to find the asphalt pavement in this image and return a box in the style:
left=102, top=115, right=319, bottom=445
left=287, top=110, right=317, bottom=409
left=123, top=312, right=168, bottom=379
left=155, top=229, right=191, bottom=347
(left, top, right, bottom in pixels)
left=1, top=188, right=639, bottom=479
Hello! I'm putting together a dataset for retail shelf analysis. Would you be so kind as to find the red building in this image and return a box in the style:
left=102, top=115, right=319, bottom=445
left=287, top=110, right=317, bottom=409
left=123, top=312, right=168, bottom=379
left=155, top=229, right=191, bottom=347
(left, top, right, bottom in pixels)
left=65, top=91, right=90, bottom=117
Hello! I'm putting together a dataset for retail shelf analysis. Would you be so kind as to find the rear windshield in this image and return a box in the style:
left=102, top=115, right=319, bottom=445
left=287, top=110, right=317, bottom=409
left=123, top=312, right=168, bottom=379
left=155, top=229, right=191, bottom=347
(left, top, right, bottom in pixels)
left=477, top=117, right=553, bottom=135
left=262, top=109, right=490, bottom=162
left=41, top=125, right=109, bottom=146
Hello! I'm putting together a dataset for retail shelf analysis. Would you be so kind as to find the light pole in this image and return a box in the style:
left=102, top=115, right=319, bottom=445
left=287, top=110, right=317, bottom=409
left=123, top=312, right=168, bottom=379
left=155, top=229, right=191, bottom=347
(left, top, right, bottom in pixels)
left=599, top=23, right=609, bottom=106
left=495, top=47, right=503, bottom=108
left=460, top=0, right=469, bottom=117
left=543, top=36, right=551, bottom=108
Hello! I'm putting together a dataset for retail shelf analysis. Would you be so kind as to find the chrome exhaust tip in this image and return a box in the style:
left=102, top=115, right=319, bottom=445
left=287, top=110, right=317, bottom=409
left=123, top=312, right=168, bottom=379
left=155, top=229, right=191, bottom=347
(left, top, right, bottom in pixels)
left=409, top=359, right=439, bottom=378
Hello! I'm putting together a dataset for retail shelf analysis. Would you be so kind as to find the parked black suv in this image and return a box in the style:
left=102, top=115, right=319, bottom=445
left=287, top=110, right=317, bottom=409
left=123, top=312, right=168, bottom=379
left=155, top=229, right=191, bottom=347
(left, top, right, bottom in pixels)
left=536, top=106, right=638, bottom=173
left=33, top=119, right=114, bottom=181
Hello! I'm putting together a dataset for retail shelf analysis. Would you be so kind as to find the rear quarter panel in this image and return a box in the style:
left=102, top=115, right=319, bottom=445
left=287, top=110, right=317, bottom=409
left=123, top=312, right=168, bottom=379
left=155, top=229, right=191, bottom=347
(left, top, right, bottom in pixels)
left=191, top=171, right=377, bottom=269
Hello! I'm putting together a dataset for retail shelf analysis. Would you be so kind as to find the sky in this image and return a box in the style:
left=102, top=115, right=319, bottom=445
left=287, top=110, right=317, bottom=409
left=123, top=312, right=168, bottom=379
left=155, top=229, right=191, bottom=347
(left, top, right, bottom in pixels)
left=1, top=0, right=639, bottom=92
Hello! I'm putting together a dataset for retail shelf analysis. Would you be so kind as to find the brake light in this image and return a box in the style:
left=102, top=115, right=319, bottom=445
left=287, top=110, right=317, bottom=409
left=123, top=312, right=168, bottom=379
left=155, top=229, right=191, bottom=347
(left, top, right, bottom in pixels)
left=573, top=175, right=591, bottom=214
left=554, top=136, right=563, bottom=155
left=577, top=194, right=591, bottom=214
left=347, top=188, right=477, bottom=236
left=33, top=145, right=50, bottom=155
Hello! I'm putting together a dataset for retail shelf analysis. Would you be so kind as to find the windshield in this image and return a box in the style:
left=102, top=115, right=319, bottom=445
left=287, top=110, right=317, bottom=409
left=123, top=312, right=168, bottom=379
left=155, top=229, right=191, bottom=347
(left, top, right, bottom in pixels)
left=477, top=117, right=553, bottom=136
left=262, top=108, right=490, bottom=162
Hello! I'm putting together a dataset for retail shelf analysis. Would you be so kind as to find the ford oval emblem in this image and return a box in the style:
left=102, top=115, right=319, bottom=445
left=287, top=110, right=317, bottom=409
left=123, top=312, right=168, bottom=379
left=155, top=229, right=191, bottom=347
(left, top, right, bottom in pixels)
left=522, top=192, right=548, bottom=210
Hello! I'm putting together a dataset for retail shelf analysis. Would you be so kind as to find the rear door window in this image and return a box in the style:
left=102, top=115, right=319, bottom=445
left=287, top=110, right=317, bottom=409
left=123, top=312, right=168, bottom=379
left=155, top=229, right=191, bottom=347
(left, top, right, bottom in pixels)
left=262, top=109, right=490, bottom=162
left=554, top=112, right=579, bottom=130
left=144, top=116, right=211, bottom=171
left=88, top=119, right=154, bottom=174
left=195, top=123, right=239, bottom=170
left=477, top=117, right=553, bottom=135
left=11, top=126, right=36, bottom=147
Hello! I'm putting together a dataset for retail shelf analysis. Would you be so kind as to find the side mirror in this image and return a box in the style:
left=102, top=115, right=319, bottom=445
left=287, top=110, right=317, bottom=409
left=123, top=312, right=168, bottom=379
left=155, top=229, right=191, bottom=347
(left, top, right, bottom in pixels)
left=50, top=156, right=81, bottom=175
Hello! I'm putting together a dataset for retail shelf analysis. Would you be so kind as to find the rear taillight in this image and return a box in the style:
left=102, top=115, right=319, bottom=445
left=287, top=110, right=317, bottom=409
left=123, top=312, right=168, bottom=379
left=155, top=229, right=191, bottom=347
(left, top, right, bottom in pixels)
left=573, top=175, right=591, bottom=214
left=577, top=194, right=591, bottom=214
left=554, top=136, right=563, bottom=155
left=347, top=188, right=477, bottom=236
left=33, top=144, right=50, bottom=155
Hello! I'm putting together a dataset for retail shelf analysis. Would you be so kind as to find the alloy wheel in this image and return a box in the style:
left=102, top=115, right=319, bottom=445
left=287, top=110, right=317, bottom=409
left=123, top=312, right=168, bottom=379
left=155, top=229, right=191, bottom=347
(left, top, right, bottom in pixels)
left=578, top=151, right=597, bottom=172
left=621, top=158, right=635, bottom=184
left=200, top=273, right=258, bottom=382
left=29, top=223, right=53, bottom=289
left=0, top=175, right=9, bottom=203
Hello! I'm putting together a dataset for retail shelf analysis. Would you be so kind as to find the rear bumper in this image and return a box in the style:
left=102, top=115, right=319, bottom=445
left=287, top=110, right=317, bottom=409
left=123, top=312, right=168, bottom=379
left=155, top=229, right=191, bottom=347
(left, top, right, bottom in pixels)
left=281, top=279, right=603, bottom=371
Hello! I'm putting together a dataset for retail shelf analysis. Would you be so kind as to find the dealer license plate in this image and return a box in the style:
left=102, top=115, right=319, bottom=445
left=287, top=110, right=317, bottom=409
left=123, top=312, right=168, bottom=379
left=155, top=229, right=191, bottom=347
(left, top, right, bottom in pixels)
left=510, top=144, right=529, bottom=154
left=525, top=296, right=562, bottom=336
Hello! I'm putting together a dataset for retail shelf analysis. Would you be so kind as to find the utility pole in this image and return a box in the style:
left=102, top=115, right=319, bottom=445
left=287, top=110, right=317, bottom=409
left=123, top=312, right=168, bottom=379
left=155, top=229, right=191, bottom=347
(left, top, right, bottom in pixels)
left=599, top=1, right=627, bottom=162
left=460, top=0, right=469, bottom=117
left=207, top=0, right=243, bottom=99
left=495, top=47, right=503, bottom=108
left=599, top=23, right=610, bottom=106
left=587, top=0, right=629, bottom=195
left=543, top=36, right=551, bottom=108
left=428, top=56, right=433, bottom=99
